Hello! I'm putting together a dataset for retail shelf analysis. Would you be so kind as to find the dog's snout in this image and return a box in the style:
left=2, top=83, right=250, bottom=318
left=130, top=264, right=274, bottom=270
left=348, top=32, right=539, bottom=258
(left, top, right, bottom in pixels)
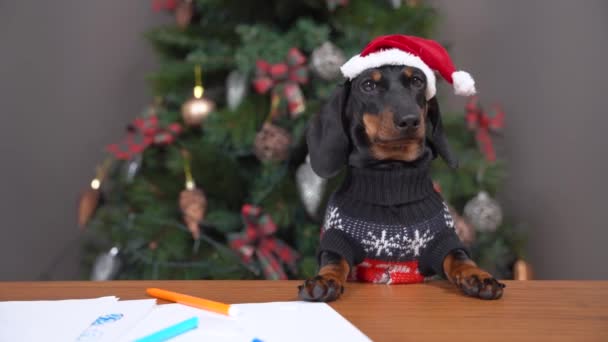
left=396, top=115, right=420, bottom=130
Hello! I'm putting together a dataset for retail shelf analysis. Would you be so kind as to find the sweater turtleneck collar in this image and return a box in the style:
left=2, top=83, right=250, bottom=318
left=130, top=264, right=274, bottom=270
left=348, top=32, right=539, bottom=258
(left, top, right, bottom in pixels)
left=338, top=149, right=436, bottom=206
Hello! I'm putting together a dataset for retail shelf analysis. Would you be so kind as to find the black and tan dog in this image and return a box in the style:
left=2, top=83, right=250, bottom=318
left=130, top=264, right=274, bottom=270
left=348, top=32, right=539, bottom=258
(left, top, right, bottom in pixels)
left=298, top=63, right=505, bottom=302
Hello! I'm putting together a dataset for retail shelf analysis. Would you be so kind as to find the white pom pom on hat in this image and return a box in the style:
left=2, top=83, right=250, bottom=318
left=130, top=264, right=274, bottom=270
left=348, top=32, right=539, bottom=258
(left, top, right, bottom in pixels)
left=340, top=34, right=476, bottom=99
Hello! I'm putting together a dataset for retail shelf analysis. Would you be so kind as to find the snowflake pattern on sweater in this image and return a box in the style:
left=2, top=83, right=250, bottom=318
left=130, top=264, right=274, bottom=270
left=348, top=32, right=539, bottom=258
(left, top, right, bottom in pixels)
left=322, top=202, right=455, bottom=262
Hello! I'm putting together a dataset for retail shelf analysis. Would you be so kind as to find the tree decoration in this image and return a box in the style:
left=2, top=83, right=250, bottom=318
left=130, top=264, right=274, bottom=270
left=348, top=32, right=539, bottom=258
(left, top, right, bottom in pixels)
left=152, top=0, right=177, bottom=11
left=465, top=96, right=505, bottom=162
left=123, top=154, right=143, bottom=183
left=513, top=259, right=534, bottom=280
left=310, top=41, right=346, bottom=81
left=253, top=48, right=308, bottom=120
left=463, top=191, right=503, bottom=232
left=326, top=0, right=349, bottom=11
left=182, top=65, right=215, bottom=127
left=296, top=155, right=327, bottom=217
left=254, top=121, right=292, bottom=162
left=179, top=149, right=207, bottom=240
left=388, top=0, right=402, bottom=9
left=90, top=246, right=121, bottom=280
left=229, top=204, right=299, bottom=280
left=78, top=158, right=112, bottom=229
left=107, top=115, right=182, bottom=160
left=175, top=0, right=194, bottom=29
left=226, top=70, right=248, bottom=110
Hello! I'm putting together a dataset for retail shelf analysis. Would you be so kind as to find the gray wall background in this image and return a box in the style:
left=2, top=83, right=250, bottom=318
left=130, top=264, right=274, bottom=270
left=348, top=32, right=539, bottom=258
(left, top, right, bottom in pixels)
left=1, top=0, right=606, bottom=280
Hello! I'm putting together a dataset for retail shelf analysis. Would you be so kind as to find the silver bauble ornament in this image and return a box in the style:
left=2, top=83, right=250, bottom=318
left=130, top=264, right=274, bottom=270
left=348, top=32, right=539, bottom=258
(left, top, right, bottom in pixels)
left=310, top=42, right=346, bottom=81
left=388, top=0, right=402, bottom=8
left=296, top=155, right=327, bottom=217
left=90, top=246, right=121, bottom=281
left=463, top=191, right=503, bottom=232
left=226, top=70, right=248, bottom=110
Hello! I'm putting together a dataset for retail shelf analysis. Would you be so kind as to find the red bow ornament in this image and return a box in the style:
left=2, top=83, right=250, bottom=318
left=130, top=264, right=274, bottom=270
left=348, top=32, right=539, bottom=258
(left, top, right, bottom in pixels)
left=107, top=115, right=182, bottom=160
left=229, top=205, right=299, bottom=280
left=253, top=48, right=308, bottom=120
left=152, top=0, right=177, bottom=11
left=465, top=96, right=505, bottom=162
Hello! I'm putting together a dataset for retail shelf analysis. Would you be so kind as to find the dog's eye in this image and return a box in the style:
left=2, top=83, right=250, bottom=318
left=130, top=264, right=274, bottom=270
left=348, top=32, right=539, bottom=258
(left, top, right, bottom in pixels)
left=411, top=76, right=424, bottom=88
left=361, top=80, right=376, bottom=92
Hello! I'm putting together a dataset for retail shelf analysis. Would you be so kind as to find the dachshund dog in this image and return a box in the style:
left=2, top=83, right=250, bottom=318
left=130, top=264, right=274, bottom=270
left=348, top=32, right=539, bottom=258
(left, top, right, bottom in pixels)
left=298, top=65, right=505, bottom=302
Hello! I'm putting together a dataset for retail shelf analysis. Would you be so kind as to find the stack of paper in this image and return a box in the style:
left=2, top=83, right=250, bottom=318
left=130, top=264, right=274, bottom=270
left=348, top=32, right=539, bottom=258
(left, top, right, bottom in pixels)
left=0, top=297, right=370, bottom=341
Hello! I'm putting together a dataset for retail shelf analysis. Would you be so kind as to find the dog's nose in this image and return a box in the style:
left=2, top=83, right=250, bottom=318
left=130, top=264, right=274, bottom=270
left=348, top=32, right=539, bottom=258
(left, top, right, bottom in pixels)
left=396, top=115, right=420, bottom=130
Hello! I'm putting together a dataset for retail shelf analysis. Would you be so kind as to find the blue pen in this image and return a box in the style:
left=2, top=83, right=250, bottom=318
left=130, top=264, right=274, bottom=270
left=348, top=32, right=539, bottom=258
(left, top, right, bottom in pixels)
left=134, top=316, right=198, bottom=342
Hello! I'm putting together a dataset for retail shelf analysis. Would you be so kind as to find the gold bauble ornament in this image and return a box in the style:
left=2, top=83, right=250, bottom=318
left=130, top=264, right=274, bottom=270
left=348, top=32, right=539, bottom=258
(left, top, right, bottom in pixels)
left=181, top=96, right=215, bottom=126
left=181, top=65, right=214, bottom=126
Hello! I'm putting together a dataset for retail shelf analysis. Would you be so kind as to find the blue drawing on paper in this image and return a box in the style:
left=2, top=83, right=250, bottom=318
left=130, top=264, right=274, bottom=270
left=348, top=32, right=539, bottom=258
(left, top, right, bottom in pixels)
left=92, top=313, right=124, bottom=326
left=76, top=313, right=124, bottom=341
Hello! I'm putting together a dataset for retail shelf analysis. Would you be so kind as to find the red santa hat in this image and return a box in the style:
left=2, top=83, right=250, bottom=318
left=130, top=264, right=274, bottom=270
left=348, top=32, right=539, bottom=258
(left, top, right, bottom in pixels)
left=340, top=34, right=476, bottom=100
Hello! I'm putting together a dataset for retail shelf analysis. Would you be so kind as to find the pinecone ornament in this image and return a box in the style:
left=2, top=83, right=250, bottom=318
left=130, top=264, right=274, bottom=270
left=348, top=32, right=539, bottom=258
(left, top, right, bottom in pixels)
left=513, top=259, right=533, bottom=280
left=254, top=122, right=292, bottom=162
left=78, top=187, right=100, bottom=229
left=463, top=191, right=503, bottom=232
left=179, top=187, right=207, bottom=240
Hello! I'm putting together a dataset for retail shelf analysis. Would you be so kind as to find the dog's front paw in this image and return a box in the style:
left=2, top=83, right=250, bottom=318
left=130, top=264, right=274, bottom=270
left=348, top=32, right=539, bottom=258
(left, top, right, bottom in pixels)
left=454, top=268, right=505, bottom=300
left=298, top=275, right=344, bottom=302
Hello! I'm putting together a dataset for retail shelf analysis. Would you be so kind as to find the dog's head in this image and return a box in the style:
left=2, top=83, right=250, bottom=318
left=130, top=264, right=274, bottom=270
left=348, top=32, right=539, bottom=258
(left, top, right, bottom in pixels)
left=307, top=65, right=458, bottom=178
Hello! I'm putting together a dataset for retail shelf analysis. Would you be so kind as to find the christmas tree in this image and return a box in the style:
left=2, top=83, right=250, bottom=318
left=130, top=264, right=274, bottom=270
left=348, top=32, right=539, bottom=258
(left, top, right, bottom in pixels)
left=80, top=0, right=528, bottom=281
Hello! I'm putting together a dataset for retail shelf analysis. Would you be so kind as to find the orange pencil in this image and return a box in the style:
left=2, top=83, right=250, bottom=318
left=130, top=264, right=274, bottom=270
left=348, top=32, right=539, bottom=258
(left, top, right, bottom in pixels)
left=146, top=288, right=238, bottom=316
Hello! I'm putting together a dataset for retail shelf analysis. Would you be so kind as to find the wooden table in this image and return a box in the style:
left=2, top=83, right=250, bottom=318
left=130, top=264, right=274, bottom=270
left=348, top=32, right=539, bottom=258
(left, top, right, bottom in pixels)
left=1, top=280, right=607, bottom=341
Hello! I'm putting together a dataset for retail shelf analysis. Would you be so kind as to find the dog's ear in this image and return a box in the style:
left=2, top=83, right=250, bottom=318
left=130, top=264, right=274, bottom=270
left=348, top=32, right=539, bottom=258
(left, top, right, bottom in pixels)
left=306, top=82, right=351, bottom=178
left=427, top=97, right=459, bottom=169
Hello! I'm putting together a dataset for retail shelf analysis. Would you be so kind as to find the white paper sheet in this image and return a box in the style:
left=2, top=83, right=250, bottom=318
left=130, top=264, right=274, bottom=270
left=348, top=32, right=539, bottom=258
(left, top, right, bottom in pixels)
left=120, top=302, right=371, bottom=342
left=235, top=302, right=372, bottom=342
left=76, top=299, right=157, bottom=342
left=0, top=296, right=119, bottom=342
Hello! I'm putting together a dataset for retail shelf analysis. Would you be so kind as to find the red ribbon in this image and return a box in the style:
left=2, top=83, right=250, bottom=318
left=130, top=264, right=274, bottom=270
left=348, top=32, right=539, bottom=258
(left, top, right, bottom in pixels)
left=465, top=96, right=505, bottom=162
left=229, top=204, right=299, bottom=280
left=107, top=115, right=182, bottom=160
left=252, top=48, right=308, bottom=119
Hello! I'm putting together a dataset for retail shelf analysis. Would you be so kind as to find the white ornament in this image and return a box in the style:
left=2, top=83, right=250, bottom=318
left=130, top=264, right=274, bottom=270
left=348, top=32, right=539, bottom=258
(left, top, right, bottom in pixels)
left=226, top=70, right=248, bottom=110
left=124, top=154, right=142, bottom=183
left=463, top=191, right=503, bottom=232
left=90, top=246, right=121, bottom=281
left=310, top=42, right=346, bottom=81
left=388, top=0, right=402, bottom=9
left=296, top=155, right=327, bottom=217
